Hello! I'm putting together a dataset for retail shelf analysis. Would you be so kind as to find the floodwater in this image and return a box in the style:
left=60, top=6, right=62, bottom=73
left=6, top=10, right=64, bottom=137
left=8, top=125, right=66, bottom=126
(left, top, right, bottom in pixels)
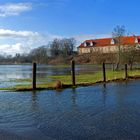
left=0, top=80, right=140, bottom=139
left=1, top=64, right=139, bottom=88
left=0, top=64, right=111, bottom=88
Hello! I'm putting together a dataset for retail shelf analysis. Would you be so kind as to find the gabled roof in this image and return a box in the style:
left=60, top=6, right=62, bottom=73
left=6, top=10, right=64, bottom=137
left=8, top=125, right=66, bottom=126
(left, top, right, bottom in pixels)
left=79, top=36, right=140, bottom=48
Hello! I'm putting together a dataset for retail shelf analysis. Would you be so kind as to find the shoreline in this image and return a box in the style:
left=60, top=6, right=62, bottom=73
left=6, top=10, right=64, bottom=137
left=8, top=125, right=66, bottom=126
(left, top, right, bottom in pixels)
left=3, top=75, right=140, bottom=92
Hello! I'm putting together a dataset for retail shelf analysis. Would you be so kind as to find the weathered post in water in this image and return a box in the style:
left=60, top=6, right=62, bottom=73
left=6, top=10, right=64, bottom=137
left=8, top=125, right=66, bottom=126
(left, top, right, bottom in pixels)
left=71, top=60, right=76, bottom=86
left=125, top=64, right=128, bottom=79
left=32, top=62, right=37, bottom=90
left=103, top=62, right=106, bottom=82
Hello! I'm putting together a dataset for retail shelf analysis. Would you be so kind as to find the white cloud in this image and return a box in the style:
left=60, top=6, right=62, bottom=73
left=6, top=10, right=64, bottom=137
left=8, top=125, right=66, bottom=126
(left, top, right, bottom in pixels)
left=0, top=29, right=62, bottom=56
left=0, top=29, right=111, bottom=56
left=0, top=29, right=40, bottom=38
left=0, top=43, right=26, bottom=56
left=0, top=3, right=32, bottom=17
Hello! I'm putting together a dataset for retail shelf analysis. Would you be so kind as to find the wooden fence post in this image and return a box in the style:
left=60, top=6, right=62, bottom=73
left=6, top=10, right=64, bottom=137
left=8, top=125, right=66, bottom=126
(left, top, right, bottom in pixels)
left=125, top=64, right=128, bottom=79
left=71, top=60, right=76, bottom=86
left=32, top=62, right=37, bottom=90
left=103, top=62, right=106, bottom=82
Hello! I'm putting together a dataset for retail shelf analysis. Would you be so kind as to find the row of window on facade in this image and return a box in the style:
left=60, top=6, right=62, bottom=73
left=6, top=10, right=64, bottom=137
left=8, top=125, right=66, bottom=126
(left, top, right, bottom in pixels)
left=84, top=38, right=139, bottom=47
left=79, top=46, right=117, bottom=54
left=79, top=45, right=140, bottom=54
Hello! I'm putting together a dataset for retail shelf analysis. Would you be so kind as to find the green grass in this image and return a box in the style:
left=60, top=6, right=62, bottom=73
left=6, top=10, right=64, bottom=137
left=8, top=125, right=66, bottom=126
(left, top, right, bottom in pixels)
left=48, top=70, right=140, bottom=84
left=48, top=72, right=103, bottom=84
left=2, top=69, right=140, bottom=91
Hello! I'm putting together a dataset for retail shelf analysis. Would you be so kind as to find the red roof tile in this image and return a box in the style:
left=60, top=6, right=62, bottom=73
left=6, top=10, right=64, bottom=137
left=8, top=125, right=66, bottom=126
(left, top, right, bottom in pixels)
left=79, top=36, right=140, bottom=48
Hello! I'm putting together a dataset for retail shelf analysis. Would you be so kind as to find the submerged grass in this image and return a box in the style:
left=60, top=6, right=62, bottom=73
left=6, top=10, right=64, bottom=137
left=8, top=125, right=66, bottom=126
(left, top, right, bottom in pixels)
left=1, top=69, right=140, bottom=91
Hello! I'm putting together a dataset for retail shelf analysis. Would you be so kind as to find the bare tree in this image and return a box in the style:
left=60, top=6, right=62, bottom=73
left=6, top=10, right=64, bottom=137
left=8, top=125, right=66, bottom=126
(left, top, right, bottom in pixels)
left=91, top=51, right=116, bottom=64
left=121, top=44, right=140, bottom=70
left=60, top=38, right=76, bottom=57
left=30, top=46, right=49, bottom=64
left=49, top=38, right=76, bottom=63
left=50, top=39, right=61, bottom=58
left=112, top=25, right=126, bottom=70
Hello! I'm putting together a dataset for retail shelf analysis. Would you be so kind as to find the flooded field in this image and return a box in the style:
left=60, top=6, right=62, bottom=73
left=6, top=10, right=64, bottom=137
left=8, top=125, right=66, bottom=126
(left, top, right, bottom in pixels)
left=0, top=64, right=140, bottom=88
left=0, top=80, right=140, bottom=139
left=0, top=64, right=111, bottom=88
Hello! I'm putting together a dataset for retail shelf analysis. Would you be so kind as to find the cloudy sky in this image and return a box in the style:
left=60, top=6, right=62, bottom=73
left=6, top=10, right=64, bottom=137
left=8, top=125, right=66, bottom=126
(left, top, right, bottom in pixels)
left=0, top=0, right=140, bottom=55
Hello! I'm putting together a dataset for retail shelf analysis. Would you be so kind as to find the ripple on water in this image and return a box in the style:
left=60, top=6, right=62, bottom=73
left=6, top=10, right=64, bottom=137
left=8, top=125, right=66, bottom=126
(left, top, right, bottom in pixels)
left=0, top=81, right=139, bottom=139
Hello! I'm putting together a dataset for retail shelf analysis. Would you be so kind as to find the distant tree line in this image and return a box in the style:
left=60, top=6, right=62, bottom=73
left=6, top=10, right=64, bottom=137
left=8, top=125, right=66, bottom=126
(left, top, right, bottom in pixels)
left=1, top=26, right=140, bottom=68
left=0, top=38, right=77, bottom=64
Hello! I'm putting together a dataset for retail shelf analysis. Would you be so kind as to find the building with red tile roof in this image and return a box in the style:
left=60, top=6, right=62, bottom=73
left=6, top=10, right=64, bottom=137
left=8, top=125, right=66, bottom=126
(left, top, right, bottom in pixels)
left=78, top=36, right=140, bottom=54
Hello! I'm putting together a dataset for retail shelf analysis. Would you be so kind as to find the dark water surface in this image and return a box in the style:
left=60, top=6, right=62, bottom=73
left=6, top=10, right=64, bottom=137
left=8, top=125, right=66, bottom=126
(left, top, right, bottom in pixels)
left=0, top=80, right=140, bottom=139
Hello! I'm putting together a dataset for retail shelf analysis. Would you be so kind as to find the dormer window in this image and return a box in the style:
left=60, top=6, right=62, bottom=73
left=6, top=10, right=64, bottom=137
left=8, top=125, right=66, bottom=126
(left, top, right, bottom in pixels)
left=90, top=42, right=93, bottom=46
left=135, top=38, right=138, bottom=43
left=111, top=39, right=115, bottom=45
left=84, top=42, right=87, bottom=47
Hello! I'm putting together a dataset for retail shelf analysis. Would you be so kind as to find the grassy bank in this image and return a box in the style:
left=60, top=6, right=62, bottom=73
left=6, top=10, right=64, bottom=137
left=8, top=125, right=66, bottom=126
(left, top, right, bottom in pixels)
left=2, top=69, right=140, bottom=91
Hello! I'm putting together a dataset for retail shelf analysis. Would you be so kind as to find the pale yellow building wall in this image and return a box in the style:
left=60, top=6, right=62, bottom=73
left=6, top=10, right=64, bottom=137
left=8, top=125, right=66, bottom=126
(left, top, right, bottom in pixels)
left=78, top=46, right=119, bottom=54
left=78, top=47, right=91, bottom=54
left=78, top=44, right=140, bottom=54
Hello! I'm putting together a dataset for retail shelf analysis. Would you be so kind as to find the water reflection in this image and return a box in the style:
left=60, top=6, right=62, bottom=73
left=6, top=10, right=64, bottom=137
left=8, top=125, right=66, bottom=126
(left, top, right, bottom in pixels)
left=102, top=84, right=107, bottom=107
left=32, top=91, right=38, bottom=102
left=0, top=64, right=110, bottom=88
left=31, top=91, right=39, bottom=112
left=0, top=81, right=140, bottom=139
left=0, top=64, right=129, bottom=88
left=1, top=64, right=140, bottom=82
left=71, top=88, right=77, bottom=104
left=115, top=82, right=130, bottom=106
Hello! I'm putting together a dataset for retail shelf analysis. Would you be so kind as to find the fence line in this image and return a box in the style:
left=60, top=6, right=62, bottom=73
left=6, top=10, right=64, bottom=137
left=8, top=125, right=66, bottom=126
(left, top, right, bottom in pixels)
left=31, top=62, right=135, bottom=89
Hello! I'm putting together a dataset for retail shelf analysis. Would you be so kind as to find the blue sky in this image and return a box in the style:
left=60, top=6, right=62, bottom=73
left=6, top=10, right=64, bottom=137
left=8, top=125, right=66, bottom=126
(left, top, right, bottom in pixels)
left=0, top=0, right=140, bottom=55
